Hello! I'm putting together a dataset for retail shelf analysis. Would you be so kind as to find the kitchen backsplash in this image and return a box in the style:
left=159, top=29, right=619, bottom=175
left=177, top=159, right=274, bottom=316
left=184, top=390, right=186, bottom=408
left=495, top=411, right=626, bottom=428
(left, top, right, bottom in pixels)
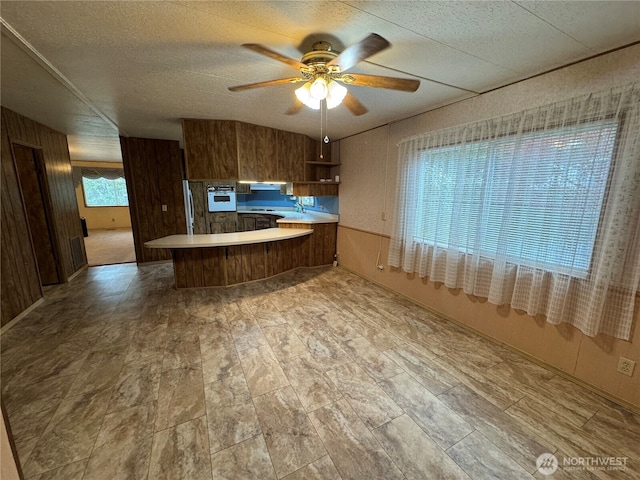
left=237, top=190, right=339, bottom=214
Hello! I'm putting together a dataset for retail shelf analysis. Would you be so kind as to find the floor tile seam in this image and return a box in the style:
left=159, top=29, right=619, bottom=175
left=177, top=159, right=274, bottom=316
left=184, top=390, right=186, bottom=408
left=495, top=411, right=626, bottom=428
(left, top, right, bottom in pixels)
left=374, top=371, right=477, bottom=438
left=26, top=386, right=116, bottom=479
left=2, top=372, right=79, bottom=418
left=512, top=389, right=600, bottom=434
left=27, top=457, right=91, bottom=480
left=153, top=361, right=206, bottom=433
left=483, top=360, right=557, bottom=400
left=208, top=432, right=274, bottom=479
left=502, top=400, right=592, bottom=457
left=370, top=413, right=445, bottom=480
left=246, top=385, right=279, bottom=478
left=148, top=415, right=212, bottom=480
left=429, top=357, right=526, bottom=410
left=471, top=420, right=552, bottom=475
left=442, top=427, right=483, bottom=477
left=153, top=413, right=209, bottom=437
left=327, top=366, right=404, bottom=432
left=304, top=399, right=371, bottom=480
left=229, top=307, right=276, bottom=475
left=447, top=428, right=543, bottom=478
left=266, top=355, right=334, bottom=477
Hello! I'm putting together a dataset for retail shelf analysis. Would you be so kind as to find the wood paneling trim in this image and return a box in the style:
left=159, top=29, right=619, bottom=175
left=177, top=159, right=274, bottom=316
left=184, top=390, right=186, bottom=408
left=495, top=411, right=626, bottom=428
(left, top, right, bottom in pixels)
left=1, top=107, right=86, bottom=325
left=337, top=223, right=391, bottom=239
left=1, top=112, right=42, bottom=326
left=121, top=136, right=185, bottom=264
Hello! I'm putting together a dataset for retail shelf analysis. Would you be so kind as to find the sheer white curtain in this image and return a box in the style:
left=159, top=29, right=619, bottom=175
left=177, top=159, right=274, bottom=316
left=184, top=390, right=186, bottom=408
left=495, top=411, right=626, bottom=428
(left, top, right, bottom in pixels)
left=389, top=83, right=640, bottom=340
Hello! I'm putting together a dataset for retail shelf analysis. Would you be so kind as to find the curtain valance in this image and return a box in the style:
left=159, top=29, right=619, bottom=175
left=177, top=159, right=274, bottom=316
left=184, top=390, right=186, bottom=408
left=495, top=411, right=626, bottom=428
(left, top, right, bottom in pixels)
left=72, top=167, right=125, bottom=187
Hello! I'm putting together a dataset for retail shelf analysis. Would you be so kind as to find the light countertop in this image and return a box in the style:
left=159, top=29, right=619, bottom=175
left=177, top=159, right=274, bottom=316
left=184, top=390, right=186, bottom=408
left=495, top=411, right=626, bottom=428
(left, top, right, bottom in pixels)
left=237, top=208, right=339, bottom=224
left=145, top=227, right=312, bottom=249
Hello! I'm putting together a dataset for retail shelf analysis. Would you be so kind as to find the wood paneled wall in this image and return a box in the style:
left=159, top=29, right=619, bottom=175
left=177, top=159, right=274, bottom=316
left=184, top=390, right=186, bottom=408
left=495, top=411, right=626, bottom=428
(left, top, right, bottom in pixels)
left=1, top=107, right=87, bottom=326
left=120, top=136, right=186, bottom=264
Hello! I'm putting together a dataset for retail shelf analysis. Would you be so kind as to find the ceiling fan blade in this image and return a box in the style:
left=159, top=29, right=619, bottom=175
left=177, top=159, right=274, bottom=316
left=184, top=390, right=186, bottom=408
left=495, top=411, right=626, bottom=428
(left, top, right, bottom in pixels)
left=228, top=78, right=305, bottom=92
left=342, top=92, right=368, bottom=116
left=327, top=33, right=390, bottom=72
left=285, top=99, right=304, bottom=115
left=242, top=43, right=307, bottom=70
left=342, top=73, right=420, bottom=92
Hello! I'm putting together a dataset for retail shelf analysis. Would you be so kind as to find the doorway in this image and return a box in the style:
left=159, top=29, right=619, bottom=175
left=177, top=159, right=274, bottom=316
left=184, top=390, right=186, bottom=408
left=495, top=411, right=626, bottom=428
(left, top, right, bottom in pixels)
left=12, top=143, right=61, bottom=285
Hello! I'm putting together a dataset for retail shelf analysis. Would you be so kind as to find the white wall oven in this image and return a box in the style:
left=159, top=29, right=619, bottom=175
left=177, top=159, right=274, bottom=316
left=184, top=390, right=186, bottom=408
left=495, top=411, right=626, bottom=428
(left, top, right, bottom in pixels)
left=207, top=185, right=237, bottom=212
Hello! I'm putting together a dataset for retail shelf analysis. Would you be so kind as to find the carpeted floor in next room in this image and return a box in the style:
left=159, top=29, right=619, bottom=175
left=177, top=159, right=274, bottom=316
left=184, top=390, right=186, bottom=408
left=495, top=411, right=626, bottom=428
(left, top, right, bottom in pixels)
left=83, top=228, right=136, bottom=266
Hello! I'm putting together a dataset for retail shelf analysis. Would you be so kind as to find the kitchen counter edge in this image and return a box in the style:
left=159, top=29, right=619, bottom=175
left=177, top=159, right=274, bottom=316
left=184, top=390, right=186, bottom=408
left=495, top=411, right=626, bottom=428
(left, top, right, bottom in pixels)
left=145, top=228, right=313, bottom=249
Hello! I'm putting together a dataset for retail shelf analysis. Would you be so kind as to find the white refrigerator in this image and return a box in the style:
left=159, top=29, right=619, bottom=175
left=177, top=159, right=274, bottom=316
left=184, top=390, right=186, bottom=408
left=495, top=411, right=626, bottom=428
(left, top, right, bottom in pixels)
left=182, top=180, right=194, bottom=234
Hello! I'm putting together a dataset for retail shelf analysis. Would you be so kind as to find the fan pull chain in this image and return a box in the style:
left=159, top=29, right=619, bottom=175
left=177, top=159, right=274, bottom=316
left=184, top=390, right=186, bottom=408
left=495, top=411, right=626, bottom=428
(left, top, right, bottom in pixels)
left=324, top=102, right=330, bottom=144
left=319, top=100, right=324, bottom=159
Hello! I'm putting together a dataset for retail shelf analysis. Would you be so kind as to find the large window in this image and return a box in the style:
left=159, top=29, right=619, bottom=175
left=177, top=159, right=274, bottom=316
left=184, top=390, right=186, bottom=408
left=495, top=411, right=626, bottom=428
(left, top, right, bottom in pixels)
left=82, top=174, right=129, bottom=207
left=414, top=121, right=617, bottom=276
left=389, top=83, right=640, bottom=339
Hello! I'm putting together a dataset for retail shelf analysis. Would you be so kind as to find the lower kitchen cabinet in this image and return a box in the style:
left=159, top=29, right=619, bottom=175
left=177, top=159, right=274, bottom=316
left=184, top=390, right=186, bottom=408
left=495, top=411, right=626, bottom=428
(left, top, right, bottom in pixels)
left=237, top=213, right=282, bottom=232
left=278, top=222, right=337, bottom=266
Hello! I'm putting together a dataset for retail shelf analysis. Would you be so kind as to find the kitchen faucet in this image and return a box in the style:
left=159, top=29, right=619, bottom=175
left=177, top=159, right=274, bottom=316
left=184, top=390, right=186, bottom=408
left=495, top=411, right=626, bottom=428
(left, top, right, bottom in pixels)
left=295, top=201, right=305, bottom=213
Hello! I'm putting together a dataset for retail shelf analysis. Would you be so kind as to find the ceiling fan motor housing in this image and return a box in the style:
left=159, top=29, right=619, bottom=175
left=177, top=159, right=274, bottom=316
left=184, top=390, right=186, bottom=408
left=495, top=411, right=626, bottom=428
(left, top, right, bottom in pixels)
left=301, top=41, right=338, bottom=66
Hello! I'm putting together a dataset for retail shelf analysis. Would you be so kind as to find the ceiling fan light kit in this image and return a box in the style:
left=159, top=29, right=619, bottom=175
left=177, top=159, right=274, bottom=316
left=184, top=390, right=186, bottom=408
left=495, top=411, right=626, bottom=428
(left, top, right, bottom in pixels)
left=229, top=33, right=420, bottom=116
left=295, top=77, right=348, bottom=110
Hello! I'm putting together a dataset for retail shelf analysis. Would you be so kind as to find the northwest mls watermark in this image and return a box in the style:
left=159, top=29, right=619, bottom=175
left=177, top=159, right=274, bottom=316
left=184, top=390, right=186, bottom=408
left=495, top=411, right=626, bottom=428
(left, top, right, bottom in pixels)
left=536, top=453, right=629, bottom=475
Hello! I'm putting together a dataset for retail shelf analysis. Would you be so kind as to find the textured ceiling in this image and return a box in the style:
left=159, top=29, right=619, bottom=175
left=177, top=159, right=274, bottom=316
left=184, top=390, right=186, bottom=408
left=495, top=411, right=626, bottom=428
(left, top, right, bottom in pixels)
left=1, top=1, right=639, bottom=162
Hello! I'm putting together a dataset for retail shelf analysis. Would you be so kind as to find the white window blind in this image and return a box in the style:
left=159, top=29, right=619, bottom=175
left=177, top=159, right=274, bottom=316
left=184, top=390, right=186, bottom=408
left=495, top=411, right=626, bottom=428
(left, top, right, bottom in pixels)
left=389, top=83, right=640, bottom=340
left=414, top=121, right=617, bottom=276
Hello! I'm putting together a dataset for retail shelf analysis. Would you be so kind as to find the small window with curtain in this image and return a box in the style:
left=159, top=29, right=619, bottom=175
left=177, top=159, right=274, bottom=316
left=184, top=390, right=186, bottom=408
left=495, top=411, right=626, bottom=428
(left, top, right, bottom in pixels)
left=78, top=167, right=129, bottom=207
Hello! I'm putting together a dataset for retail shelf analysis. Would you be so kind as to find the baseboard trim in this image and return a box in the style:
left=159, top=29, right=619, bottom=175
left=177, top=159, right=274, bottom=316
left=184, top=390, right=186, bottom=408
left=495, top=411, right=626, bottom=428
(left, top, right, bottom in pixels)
left=0, top=297, right=45, bottom=334
left=67, top=264, right=88, bottom=281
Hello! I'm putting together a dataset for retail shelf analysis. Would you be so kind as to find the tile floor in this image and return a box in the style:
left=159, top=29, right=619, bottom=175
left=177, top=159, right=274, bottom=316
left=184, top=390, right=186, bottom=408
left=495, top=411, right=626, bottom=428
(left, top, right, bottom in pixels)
left=1, top=263, right=639, bottom=480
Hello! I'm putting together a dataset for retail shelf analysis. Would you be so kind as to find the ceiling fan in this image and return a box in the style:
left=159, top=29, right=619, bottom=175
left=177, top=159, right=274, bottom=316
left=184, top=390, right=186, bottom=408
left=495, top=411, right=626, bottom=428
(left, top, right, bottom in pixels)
left=228, top=33, right=420, bottom=116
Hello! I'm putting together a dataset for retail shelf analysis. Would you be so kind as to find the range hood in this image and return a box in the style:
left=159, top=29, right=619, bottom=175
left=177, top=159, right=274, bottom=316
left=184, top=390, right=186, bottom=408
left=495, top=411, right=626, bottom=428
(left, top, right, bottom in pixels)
left=248, top=182, right=284, bottom=191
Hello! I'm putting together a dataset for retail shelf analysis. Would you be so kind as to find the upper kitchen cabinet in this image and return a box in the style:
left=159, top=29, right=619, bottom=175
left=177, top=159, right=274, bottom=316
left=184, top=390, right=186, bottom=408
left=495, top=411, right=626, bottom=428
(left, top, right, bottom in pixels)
left=183, top=119, right=323, bottom=185
left=277, top=130, right=306, bottom=182
left=183, top=119, right=239, bottom=180
left=237, top=122, right=278, bottom=181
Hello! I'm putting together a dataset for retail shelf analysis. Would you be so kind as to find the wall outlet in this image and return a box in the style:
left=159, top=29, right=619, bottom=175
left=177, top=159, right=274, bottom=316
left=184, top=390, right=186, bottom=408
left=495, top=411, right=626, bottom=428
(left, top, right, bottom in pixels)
left=617, top=357, right=636, bottom=377
left=377, top=264, right=384, bottom=271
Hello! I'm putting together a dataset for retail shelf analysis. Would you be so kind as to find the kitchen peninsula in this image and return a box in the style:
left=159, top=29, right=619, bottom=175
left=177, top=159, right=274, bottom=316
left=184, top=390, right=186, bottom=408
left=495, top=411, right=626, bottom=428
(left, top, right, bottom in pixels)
left=145, top=210, right=338, bottom=288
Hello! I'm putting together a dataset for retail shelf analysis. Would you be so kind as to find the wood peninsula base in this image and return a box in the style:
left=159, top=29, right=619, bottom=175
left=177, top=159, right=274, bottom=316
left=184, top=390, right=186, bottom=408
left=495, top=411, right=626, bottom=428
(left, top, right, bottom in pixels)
left=145, top=225, right=337, bottom=288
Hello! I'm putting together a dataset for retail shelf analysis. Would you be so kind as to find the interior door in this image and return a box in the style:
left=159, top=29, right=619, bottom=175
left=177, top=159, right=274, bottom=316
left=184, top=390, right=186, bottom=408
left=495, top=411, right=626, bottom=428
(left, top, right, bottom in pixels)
left=13, top=144, right=61, bottom=285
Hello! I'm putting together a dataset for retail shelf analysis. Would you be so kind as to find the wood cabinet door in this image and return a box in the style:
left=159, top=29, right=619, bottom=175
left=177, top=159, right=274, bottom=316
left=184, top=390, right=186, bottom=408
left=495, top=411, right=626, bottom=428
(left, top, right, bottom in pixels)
left=183, top=120, right=239, bottom=180
left=255, top=216, right=271, bottom=230
left=183, top=119, right=214, bottom=179
left=310, top=223, right=337, bottom=266
left=210, top=121, right=239, bottom=180
left=241, top=215, right=256, bottom=232
left=277, top=130, right=305, bottom=182
left=237, top=123, right=278, bottom=181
